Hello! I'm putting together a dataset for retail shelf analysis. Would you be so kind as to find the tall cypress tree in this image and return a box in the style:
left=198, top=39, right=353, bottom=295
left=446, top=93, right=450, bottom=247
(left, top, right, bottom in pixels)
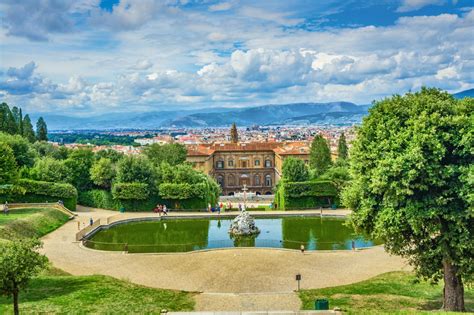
left=337, top=132, right=348, bottom=160
left=36, top=117, right=48, bottom=141
left=22, top=114, right=36, bottom=143
left=230, top=123, right=238, bottom=143
left=0, top=103, right=18, bottom=134
left=309, top=134, right=332, bottom=176
left=18, top=108, right=23, bottom=136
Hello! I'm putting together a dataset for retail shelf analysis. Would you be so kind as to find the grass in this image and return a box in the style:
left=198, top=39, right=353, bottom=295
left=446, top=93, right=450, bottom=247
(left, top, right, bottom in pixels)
left=0, top=267, right=195, bottom=314
left=0, top=207, right=196, bottom=313
left=0, top=207, right=70, bottom=240
left=299, top=271, right=474, bottom=314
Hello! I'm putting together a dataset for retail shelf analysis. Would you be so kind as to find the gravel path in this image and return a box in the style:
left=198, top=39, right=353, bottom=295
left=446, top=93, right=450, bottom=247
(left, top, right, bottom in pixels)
left=40, top=206, right=409, bottom=311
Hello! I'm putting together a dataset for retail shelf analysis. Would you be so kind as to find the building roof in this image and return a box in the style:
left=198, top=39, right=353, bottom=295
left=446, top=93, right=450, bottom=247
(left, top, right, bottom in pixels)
left=186, top=141, right=310, bottom=156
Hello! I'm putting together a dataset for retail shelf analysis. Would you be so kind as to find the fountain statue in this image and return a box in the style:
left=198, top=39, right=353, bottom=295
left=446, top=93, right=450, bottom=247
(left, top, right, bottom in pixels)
left=228, top=210, right=260, bottom=237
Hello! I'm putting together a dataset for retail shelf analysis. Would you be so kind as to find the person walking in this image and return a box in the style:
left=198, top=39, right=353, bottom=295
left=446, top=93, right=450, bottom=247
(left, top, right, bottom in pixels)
left=3, top=202, right=9, bottom=215
left=163, top=205, right=168, bottom=215
left=208, top=203, right=212, bottom=212
left=89, top=217, right=94, bottom=226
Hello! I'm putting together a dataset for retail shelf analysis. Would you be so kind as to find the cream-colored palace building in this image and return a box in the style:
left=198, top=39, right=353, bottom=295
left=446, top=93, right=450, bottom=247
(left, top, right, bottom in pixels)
left=186, top=142, right=310, bottom=195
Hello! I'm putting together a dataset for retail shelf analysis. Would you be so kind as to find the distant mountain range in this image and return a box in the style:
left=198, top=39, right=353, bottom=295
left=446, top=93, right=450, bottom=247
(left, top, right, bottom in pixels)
left=34, top=88, right=473, bottom=130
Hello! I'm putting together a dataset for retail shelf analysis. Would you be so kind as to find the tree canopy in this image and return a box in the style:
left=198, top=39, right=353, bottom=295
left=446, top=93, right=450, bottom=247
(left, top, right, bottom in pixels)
left=337, top=132, right=348, bottom=161
left=309, top=134, right=332, bottom=176
left=0, top=142, right=18, bottom=185
left=35, top=117, right=48, bottom=142
left=90, top=158, right=116, bottom=189
left=342, top=88, right=473, bottom=311
left=0, top=238, right=48, bottom=315
left=143, top=143, right=187, bottom=166
left=282, top=157, right=309, bottom=182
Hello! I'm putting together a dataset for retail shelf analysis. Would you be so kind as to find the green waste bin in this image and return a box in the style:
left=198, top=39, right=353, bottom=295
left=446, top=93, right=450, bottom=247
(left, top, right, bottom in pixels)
left=120, top=206, right=125, bottom=213
left=315, top=299, right=329, bottom=310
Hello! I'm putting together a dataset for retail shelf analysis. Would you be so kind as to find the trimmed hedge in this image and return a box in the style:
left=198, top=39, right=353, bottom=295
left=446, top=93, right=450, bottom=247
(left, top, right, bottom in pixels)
left=0, top=179, right=78, bottom=210
left=275, top=180, right=338, bottom=210
left=79, top=188, right=208, bottom=212
left=112, top=182, right=149, bottom=200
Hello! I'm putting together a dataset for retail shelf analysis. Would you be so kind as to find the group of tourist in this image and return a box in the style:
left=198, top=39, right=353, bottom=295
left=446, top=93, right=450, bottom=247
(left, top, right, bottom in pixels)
left=154, top=204, right=168, bottom=215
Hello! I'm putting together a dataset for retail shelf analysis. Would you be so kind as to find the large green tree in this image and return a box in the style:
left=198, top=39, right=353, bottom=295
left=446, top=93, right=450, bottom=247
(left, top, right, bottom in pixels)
left=282, top=157, right=309, bottom=182
left=309, top=134, right=332, bottom=176
left=0, top=239, right=48, bottom=315
left=0, top=142, right=18, bottom=184
left=0, top=103, right=18, bottom=135
left=35, top=117, right=48, bottom=141
left=143, top=143, right=187, bottom=166
left=30, top=157, right=71, bottom=183
left=342, top=88, right=473, bottom=311
left=90, top=157, right=116, bottom=189
left=22, top=114, right=36, bottom=143
left=64, top=148, right=94, bottom=191
left=116, top=155, right=155, bottom=187
left=0, top=133, right=36, bottom=168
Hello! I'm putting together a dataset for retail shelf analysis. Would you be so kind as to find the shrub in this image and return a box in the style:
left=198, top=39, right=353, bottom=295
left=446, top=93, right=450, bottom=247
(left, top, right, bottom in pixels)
left=112, top=182, right=149, bottom=200
left=78, top=189, right=118, bottom=209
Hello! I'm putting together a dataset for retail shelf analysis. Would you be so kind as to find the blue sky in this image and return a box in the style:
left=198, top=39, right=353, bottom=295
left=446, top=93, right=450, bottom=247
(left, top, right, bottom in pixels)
left=0, top=0, right=473, bottom=115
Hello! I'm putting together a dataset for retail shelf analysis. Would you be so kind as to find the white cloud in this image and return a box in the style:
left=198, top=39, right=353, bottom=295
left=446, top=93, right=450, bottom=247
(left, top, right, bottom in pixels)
left=397, top=0, right=447, bottom=12
left=208, top=2, right=234, bottom=12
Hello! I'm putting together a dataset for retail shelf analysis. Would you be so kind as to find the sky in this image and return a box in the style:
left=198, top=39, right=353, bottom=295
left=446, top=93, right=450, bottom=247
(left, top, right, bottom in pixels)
left=0, top=0, right=473, bottom=116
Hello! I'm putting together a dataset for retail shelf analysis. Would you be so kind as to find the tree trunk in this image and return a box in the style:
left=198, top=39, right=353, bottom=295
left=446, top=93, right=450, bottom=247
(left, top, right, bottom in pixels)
left=13, top=288, right=19, bottom=315
left=443, top=259, right=465, bottom=312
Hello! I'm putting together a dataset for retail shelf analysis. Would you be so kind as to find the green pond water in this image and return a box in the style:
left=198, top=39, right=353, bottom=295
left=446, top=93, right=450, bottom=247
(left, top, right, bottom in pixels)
left=85, top=216, right=378, bottom=253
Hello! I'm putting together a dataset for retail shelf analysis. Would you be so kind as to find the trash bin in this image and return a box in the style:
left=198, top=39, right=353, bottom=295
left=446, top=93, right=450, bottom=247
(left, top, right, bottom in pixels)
left=314, top=299, right=329, bottom=310
left=331, top=204, right=337, bottom=209
left=120, top=206, right=125, bottom=213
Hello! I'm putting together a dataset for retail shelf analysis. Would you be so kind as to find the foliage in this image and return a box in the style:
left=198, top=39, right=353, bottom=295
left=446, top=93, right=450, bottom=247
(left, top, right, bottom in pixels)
left=284, top=180, right=338, bottom=198
left=90, top=158, right=115, bottom=189
left=0, top=208, right=70, bottom=240
left=64, top=148, right=94, bottom=191
left=299, top=271, right=474, bottom=313
left=0, top=143, right=18, bottom=185
left=309, top=134, right=332, bottom=176
left=282, top=157, right=309, bottom=182
left=35, top=117, right=48, bottom=141
left=94, top=148, right=123, bottom=162
left=342, top=88, right=473, bottom=311
left=0, top=103, right=18, bottom=135
left=116, top=155, right=155, bottom=188
left=32, top=142, right=69, bottom=159
left=0, top=274, right=194, bottom=313
left=112, top=182, right=149, bottom=200
left=21, top=115, right=35, bottom=143
left=143, top=143, right=187, bottom=166
left=319, top=165, right=351, bottom=191
left=337, top=132, right=348, bottom=161
left=29, top=157, right=71, bottom=183
left=78, top=190, right=119, bottom=210
left=0, top=133, right=36, bottom=168
left=274, top=180, right=338, bottom=210
left=48, top=132, right=141, bottom=146
left=0, top=238, right=48, bottom=315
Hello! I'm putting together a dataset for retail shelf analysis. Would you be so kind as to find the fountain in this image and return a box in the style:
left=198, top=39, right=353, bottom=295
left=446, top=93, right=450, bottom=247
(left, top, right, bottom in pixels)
left=228, top=210, right=260, bottom=237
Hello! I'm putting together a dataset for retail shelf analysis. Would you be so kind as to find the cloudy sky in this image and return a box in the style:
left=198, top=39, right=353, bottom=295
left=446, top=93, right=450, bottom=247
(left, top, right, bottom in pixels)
left=0, top=0, right=473, bottom=116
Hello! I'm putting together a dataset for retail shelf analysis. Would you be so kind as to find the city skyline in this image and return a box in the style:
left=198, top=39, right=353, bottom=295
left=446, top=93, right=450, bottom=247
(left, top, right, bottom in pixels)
left=1, top=0, right=473, bottom=116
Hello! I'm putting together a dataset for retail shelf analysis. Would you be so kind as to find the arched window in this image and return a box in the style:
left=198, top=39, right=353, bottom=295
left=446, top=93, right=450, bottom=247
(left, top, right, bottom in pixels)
left=254, top=159, right=260, bottom=166
left=265, top=160, right=272, bottom=168
left=228, top=159, right=234, bottom=167
left=254, top=175, right=261, bottom=186
left=265, top=175, right=272, bottom=187
left=217, top=175, right=224, bottom=187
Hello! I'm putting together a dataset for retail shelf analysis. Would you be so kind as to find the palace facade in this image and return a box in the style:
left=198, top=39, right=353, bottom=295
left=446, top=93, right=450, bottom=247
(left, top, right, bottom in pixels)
left=186, top=142, right=310, bottom=195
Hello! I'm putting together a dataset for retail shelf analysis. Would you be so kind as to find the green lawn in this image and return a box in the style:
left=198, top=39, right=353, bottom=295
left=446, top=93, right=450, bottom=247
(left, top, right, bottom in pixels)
left=299, top=271, right=473, bottom=314
left=0, top=268, right=195, bottom=314
left=0, top=207, right=70, bottom=240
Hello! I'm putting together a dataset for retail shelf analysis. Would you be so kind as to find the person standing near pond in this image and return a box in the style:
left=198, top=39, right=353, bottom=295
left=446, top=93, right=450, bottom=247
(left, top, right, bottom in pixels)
left=208, top=203, right=212, bottom=212
left=90, top=217, right=93, bottom=226
left=163, top=205, right=168, bottom=216
left=3, top=202, right=9, bottom=215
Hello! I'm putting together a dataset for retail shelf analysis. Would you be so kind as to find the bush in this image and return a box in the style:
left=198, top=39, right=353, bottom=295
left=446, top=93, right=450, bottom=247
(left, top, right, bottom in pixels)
left=78, top=190, right=118, bottom=210
left=112, top=182, right=149, bottom=200
left=0, top=179, right=78, bottom=210
left=275, top=180, right=338, bottom=210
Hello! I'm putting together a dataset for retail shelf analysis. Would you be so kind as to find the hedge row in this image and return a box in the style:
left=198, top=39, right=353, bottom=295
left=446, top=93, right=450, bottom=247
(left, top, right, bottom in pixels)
left=0, top=179, right=78, bottom=210
left=112, top=182, right=149, bottom=200
left=79, top=189, right=207, bottom=212
left=275, top=180, right=338, bottom=210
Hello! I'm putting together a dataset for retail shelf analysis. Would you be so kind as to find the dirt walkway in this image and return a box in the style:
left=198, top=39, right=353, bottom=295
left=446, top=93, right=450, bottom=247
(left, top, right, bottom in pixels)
left=40, top=206, right=409, bottom=311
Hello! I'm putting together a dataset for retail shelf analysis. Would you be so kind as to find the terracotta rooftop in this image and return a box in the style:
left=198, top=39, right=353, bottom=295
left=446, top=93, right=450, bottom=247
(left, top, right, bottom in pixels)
left=186, top=141, right=310, bottom=156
